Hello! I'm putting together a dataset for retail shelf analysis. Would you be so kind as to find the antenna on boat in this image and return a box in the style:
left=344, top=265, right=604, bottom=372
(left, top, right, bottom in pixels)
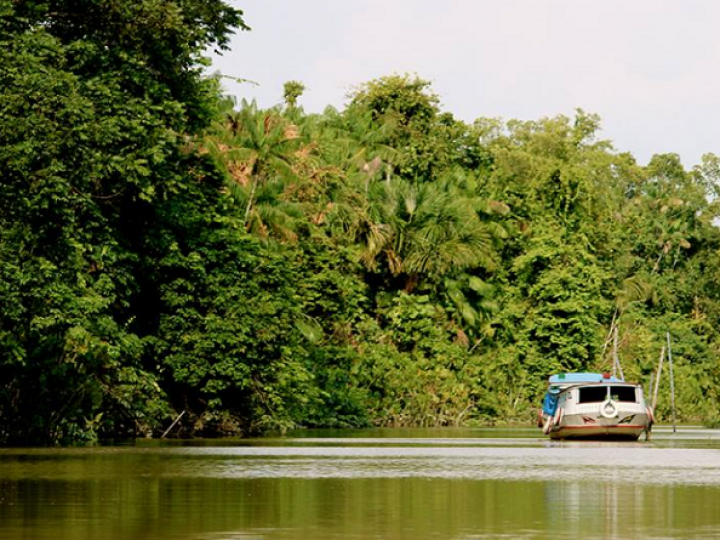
left=601, top=310, right=617, bottom=368
left=666, top=332, right=677, bottom=433
left=612, top=325, right=625, bottom=381
left=652, top=345, right=665, bottom=411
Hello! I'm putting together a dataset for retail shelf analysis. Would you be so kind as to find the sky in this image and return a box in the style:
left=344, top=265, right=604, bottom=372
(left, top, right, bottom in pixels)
left=211, top=1, right=720, bottom=167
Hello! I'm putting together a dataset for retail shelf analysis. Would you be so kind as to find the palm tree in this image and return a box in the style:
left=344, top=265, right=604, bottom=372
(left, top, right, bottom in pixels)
left=244, top=176, right=305, bottom=243
left=307, top=108, right=400, bottom=189
left=294, top=107, right=402, bottom=242
left=356, top=178, right=498, bottom=291
left=343, top=110, right=400, bottom=188
left=207, top=100, right=300, bottom=230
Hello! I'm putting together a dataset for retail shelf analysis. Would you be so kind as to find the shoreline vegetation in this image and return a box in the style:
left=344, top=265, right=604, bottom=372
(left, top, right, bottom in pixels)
left=3, top=2, right=720, bottom=445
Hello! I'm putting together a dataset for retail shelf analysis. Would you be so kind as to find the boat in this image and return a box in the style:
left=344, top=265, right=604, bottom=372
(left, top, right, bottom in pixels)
left=539, top=372, right=654, bottom=440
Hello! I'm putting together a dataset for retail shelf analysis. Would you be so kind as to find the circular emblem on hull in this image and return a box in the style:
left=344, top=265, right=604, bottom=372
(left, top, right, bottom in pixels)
left=600, top=399, right=619, bottom=419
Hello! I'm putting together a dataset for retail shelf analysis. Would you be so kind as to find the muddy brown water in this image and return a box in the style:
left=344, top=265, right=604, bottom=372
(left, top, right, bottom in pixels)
left=2, top=426, right=720, bottom=539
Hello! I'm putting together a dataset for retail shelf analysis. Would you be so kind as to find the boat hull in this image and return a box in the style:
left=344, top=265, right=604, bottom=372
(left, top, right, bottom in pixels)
left=548, top=412, right=651, bottom=440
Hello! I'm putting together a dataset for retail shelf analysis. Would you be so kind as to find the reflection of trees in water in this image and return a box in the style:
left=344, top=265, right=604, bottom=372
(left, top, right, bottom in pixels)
left=543, top=480, right=695, bottom=538
left=5, top=448, right=720, bottom=539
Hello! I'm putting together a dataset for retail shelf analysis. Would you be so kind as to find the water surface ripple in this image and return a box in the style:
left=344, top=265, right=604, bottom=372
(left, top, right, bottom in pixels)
left=2, top=427, right=720, bottom=539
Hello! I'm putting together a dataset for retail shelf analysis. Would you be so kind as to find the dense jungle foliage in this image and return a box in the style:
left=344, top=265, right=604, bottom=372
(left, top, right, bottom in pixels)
left=2, top=2, right=720, bottom=445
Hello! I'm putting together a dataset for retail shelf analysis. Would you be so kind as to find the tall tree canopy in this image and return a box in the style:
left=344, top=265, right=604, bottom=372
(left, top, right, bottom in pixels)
left=0, top=0, right=246, bottom=444
left=3, top=5, right=720, bottom=444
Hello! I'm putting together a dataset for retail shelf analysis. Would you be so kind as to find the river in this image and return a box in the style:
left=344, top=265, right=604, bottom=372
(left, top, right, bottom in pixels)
left=2, top=426, right=720, bottom=539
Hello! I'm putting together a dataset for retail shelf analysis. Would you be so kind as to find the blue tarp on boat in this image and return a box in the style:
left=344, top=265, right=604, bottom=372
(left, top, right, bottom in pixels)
left=542, top=388, right=560, bottom=416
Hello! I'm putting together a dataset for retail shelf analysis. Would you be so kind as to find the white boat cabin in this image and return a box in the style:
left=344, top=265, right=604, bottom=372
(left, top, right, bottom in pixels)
left=541, top=372, right=652, bottom=440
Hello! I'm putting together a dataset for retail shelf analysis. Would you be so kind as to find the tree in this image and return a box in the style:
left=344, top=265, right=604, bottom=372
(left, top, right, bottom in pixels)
left=347, top=74, right=474, bottom=180
left=283, top=80, right=306, bottom=109
left=144, top=195, right=317, bottom=434
left=356, top=178, right=497, bottom=292
left=207, top=101, right=301, bottom=230
left=0, top=0, right=246, bottom=444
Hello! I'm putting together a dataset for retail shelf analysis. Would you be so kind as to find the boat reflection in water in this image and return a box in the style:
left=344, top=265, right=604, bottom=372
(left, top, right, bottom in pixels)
left=540, top=373, right=654, bottom=440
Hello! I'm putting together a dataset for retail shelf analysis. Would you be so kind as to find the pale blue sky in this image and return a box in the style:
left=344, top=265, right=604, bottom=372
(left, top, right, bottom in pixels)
left=211, top=1, right=720, bottom=167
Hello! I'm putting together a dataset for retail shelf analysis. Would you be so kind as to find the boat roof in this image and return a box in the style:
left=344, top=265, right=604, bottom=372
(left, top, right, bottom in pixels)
left=548, top=372, right=624, bottom=385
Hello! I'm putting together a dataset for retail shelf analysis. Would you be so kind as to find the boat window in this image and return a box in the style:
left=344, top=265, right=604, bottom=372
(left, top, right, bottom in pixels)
left=610, top=386, right=637, bottom=403
left=577, top=386, right=608, bottom=404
